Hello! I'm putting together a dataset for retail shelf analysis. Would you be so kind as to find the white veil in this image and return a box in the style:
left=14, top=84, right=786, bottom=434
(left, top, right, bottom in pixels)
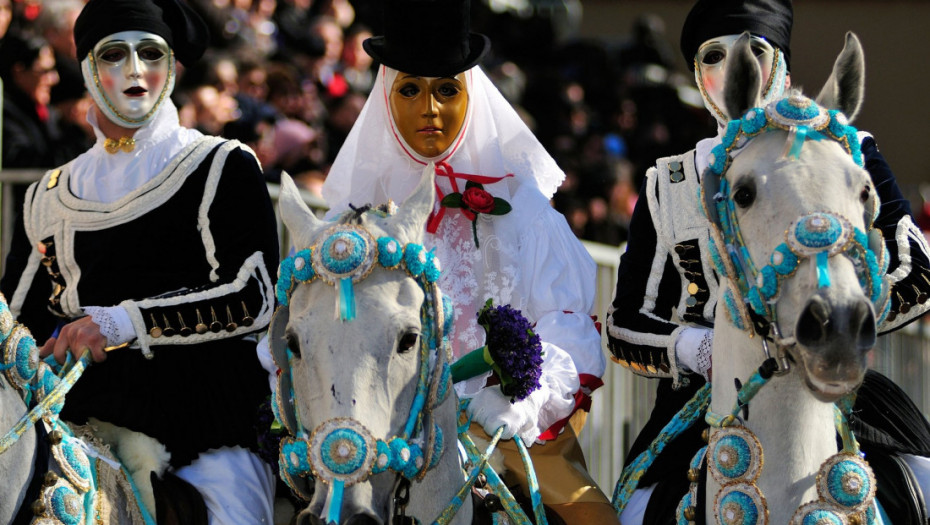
left=322, top=65, right=573, bottom=365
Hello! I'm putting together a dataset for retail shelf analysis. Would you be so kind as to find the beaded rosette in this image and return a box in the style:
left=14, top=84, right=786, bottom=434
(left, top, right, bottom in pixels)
left=271, top=217, right=454, bottom=524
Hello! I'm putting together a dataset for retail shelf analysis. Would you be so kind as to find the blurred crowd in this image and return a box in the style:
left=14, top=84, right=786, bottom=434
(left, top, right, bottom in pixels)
left=0, top=0, right=808, bottom=247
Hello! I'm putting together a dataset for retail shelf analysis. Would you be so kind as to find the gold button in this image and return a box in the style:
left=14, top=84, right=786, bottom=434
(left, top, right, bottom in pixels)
left=688, top=282, right=699, bottom=295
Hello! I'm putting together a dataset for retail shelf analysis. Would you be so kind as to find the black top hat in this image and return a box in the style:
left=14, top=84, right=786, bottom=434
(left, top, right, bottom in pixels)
left=363, top=0, right=490, bottom=77
left=680, top=0, right=793, bottom=71
left=74, top=0, right=209, bottom=66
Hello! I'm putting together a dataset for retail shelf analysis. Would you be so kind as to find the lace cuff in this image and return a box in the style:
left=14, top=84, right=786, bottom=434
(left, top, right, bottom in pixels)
left=83, top=306, right=137, bottom=347
left=675, top=327, right=713, bottom=380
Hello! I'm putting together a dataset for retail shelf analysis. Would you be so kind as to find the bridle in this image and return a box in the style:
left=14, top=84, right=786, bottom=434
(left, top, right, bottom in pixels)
left=270, top=214, right=455, bottom=524
left=700, top=92, right=891, bottom=374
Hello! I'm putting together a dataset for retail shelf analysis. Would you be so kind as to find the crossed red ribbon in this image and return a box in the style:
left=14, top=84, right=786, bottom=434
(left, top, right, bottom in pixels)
left=426, top=161, right=514, bottom=233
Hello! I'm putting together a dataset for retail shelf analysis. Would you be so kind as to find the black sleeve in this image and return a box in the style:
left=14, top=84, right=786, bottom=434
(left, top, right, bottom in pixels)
left=606, top=173, right=691, bottom=377
left=863, top=136, right=930, bottom=332
left=130, top=146, right=281, bottom=348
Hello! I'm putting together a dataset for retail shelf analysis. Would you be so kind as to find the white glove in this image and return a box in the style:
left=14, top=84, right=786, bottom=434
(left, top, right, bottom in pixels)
left=676, top=327, right=713, bottom=380
left=467, top=383, right=545, bottom=447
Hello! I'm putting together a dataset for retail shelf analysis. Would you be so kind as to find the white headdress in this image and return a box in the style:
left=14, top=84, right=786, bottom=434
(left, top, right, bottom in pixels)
left=322, top=65, right=568, bottom=362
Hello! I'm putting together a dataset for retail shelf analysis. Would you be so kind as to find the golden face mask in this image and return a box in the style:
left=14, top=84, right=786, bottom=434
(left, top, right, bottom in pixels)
left=389, top=73, right=468, bottom=159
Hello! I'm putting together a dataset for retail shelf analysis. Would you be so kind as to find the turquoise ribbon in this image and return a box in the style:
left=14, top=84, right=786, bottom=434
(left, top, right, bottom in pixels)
left=787, top=126, right=826, bottom=160
left=816, top=251, right=832, bottom=288
left=326, top=479, right=345, bottom=525
left=338, top=278, right=356, bottom=321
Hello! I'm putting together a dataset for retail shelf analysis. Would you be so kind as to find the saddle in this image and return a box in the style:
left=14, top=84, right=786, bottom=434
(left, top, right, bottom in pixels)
left=12, top=416, right=207, bottom=525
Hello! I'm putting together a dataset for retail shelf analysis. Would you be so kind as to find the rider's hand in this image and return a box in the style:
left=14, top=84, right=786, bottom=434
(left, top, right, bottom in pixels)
left=39, top=316, right=108, bottom=364
left=467, top=384, right=544, bottom=447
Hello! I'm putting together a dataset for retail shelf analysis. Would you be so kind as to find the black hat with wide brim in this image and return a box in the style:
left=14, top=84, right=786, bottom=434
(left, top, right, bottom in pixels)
left=363, top=0, right=491, bottom=78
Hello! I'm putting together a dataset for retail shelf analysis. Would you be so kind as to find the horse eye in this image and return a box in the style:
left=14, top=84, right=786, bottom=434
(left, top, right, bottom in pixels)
left=398, top=331, right=419, bottom=354
left=733, top=183, right=756, bottom=208
left=286, top=332, right=301, bottom=357
left=859, top=185, right=871, bottom=203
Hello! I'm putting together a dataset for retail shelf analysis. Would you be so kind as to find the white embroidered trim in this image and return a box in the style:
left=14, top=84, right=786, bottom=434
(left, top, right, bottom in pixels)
left=667, top=325, right=689, bottom=388
left=83, top=306, right=135, bottom=346
left=14, top=137, right=224, bottom=319
left=122, top=251, right=274, bottom=358
left=198, top=140, right=254, bottom=282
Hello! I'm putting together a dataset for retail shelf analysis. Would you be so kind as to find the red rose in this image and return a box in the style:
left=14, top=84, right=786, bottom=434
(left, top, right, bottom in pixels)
left=461, top=187, right=495, bottom=214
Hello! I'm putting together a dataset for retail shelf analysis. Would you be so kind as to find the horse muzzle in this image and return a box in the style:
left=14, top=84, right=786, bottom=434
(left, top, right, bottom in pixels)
left=793, top=292, right=874, bottom=402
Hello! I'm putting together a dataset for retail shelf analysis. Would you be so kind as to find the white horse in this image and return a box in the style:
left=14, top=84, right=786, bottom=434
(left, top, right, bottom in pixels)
left=0, top=306, right=157, bottom=524
left=272, top=168, right=473, bottom=525
left=698, top=32, right=884, bottom=523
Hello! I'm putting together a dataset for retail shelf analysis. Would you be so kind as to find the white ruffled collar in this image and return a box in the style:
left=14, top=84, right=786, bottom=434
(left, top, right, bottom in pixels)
left=69, top=100, right=203, bottom=203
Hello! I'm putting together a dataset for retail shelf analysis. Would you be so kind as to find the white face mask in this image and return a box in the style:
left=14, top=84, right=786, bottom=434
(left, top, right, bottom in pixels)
left=83, top=30, right=175, bottom=128
left=695, top=34, right=788, bottom=127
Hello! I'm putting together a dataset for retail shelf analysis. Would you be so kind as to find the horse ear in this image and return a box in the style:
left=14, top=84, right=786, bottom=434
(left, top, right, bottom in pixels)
left=815, top=32, right=865, bottom=122
left=723, top=32, right=764, bottom=121
left=390, top=163, right=436, bottom=243
left=279, top=171, right=323, bottom=248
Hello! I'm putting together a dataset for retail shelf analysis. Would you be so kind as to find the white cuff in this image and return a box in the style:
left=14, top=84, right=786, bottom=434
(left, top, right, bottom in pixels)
left=675, top=327, right=713, bottom=380
left=83, top=306, right=137, bottom=347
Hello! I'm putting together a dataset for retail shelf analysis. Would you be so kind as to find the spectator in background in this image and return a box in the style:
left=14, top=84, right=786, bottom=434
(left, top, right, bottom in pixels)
left=34, top=0, right=83, bottom=86
left=324, top=89, right=366, bottom=163
left=0, top=32, right=67, bottom=171
left=307, top=15, right=348, bottom=99
left=49, top=57, right=95, bottom=160
left=340, top=22, right=374, bottom=93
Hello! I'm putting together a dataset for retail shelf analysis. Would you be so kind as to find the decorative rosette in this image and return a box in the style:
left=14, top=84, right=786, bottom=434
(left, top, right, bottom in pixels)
left=708, top=426, right=763, bottom=484
left=786, top=213, right=853, bottom=259
left=38, top=478, right=84, bottom=525
left=450, top=299, right=543, bottom=402
left=816, top=453, right=876, bottom=513
left=3, top=324, right=38, bottom=392
left=313, top=227, right=376, bottom=283
left=766, top=94, right=829, bottom=131
left=790, top=501, right=848, bottom=525
left=309, top=418, right=376, bottom=487
left=52, top=435, right=92, bottom=493
left=714, top=482, right=767, bottom=525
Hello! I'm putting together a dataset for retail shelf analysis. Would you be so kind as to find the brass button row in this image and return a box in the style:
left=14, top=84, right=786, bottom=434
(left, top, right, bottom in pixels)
left=149, top=301, right=255, bottom=339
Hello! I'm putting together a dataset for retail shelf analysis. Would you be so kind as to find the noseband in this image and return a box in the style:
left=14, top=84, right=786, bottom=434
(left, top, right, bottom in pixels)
left=271, top=216, right=454, bottom=523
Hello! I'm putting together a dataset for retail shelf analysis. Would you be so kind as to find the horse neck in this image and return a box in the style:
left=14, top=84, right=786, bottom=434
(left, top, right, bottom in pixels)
left=708, top=310, right=838, bottom=522
left=407, top=393, right=472, bottom=525
left=0, top=378, right=37, bottom=523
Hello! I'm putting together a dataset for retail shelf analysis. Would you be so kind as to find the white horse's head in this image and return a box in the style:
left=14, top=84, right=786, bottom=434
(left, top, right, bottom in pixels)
left=702, top=32, right=887, bottom=402
left=271, top=166, right=463, bottom=524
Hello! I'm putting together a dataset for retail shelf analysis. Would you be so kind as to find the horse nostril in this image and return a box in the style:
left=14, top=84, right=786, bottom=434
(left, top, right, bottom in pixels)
left=797, top=295, right=831, bottom=346
left=852, top=299, right=876, bottom=352
left=345, top=514, right=382, bottom=525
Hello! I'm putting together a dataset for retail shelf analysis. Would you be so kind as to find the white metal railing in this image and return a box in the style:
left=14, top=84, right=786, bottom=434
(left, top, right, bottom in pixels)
left=2, top=169, right=928, bottom=497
